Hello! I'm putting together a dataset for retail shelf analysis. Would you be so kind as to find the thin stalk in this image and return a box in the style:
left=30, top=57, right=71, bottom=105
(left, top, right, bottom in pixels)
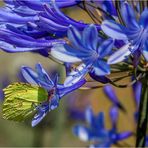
left=115, top=1, right=125, bottom=26
left=33, top=126, right=44, bottom=147
left=85, top=1, right=115, bottom=21
left=136, top=74, right=148, bottom=147
left=139, top=0, right=144, bottom=14
left=49, top=65, right=66, bottom=147
left=82, top=1, right=101, bottom=24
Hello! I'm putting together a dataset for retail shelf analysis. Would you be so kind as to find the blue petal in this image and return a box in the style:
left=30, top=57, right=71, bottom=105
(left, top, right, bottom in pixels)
left=97, top=38, right=114, bottom=58
left=73, top=125, right=91, bottom=141
left=51, top=44, right=84, bottom=63
left=32, top=94, right=60, bottom=127
left=92, top=60, right=110, bottom=76
left=0, top=7, right=34, bottom=24
left=0, top=89, right=4, bottom=101
left=143, top=41, right=148, bottom=61
left=85, top=106, right=94, bottom=126
left=0, top=28, right=65, bottom=52
left=109, top=107, right=118, bottom=128
left=32, top=108, right=48, bottom=127
left=97, top=0, right=117, bottom=17
left=108, top=43, right=131, bottom=64
left=95, top=112, right=105, bottom=129
left=101, top=20, right=128, bottom=40
left=132, top=81, right=142, bottom=108
left=139, top=8, right=148, bottom=28
left=90, top=142, right=111, bottom=148
left=21, top=64, right=54, bottom=90
left=49, top=95, right=60, bottom=110
left=64, top=63, right=89, bottom=87
left=89, top=73, right=111, bottom=83
left=0, top=41, right=42, bottom=52
left=38, top=15, right=67, bottom=30
left=121, top=2, right=139, bottom=28
left=133, top=50, right=141, bottom=67
left=103, top=85, right=125, bottom=111
left=115, top=132, right=132, bottom=141
left=21, top=66, right=39, bottom=85
left=35, top=63, right=54, bottom=86
left=58, top=79, right=86, bottom=97
left=82, top=24, right=99, bottom=50
left=21, top=0, right=80, bottom=11
left=67, top=25, right=84, bottom=49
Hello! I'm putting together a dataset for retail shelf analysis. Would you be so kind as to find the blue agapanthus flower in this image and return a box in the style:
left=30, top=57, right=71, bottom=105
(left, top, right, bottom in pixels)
left=0, top=25, right=65, bottom=53
left=101, top=1, right=148, bottom=64
left=102, top=81, right=148, bottom=146
left=2, top=0, right=80, bottom=22
left=51, top=24, right=114, bottom=86
left=0, top=0, right=100, bottom=53
left=73, top=106, right=132, bottom=147
left=21, top=63, right=86, bottom=127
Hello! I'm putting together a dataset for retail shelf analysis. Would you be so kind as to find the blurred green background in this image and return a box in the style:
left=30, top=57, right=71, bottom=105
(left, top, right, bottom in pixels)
left=0, top=3, right=137, bottom=147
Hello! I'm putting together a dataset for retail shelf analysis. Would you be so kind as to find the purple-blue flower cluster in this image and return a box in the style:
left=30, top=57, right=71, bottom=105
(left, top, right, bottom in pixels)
left=0, top=0, right=147, bottom=146
left=103, top=83, right=148, bottom=147
left=51, top=24, right=114, bottom=86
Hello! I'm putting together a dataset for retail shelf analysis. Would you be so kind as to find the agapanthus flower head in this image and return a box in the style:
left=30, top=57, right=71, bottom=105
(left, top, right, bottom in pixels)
left=0, top=0, right=101, bottom=53
left=101, top=1, right=148, bottom=64
left=2, top=63, right=85, bottom=127
left=31, top=2, right=94, bottom=37
left=73, top=106, right=132, bottom=147
left=0, top=24, right=65, bottom=53
left=51, top=24, right=114, bottom=86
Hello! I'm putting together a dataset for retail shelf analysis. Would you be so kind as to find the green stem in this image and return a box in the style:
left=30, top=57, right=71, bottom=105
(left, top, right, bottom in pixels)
left=49, top=65, right=66, bottom=147
left=33, top=125, right=44, bottom=147
left=136, top=74, right=148, bottom=147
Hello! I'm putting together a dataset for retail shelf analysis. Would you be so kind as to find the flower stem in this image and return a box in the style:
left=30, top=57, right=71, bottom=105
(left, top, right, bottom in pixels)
left=136, top=74, right=148, bottom=147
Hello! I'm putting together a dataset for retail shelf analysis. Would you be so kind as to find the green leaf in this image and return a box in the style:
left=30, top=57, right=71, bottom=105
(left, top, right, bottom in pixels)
left=2, top=83, right=48, bottom=122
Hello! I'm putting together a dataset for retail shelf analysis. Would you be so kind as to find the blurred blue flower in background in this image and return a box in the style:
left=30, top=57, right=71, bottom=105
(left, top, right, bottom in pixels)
left=21, top=63, right=86, bottom=127
left=73, top=106, right=132, bottom=147
left=51, top=24, right=114, bottom=86
left=103, top=82, right=148, bottom=146
left=103, top=85, right=126, bottom=112
left=103, top=82, right=142, bottom=121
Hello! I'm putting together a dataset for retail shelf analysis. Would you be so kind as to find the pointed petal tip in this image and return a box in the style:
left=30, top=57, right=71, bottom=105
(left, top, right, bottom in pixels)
left=107, top=43, right=131, bottom=64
